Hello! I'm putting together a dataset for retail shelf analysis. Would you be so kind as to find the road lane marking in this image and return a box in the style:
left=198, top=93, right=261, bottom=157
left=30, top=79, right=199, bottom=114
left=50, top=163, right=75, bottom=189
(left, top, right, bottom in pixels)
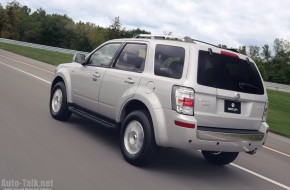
left=0, top=54, right=55, bottom=74
left=263, top=146, right=290, bottom=158
left=0, top=61, right=51, bottom=84
left=231, top=163, right=290, bottom=190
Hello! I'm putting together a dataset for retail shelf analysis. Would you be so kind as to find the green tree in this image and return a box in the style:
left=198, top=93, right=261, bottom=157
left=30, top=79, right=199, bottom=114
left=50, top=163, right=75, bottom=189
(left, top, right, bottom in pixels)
left=248, top=45, right=269, bottom=80
left=4, top=1, right=20, bottom=39
left=108, top=16, right=123, bottom=39
left=40, top=14, right=76, bottom=48
left=0, top=4, right=10, bottom=37
left=238, top=46, right=247, bottom=55
left=261, top=44, right=272, bottom=62
left=123, top=28, right=150, bottom=38
left=268, top=39, right=290, bottom=83
left=249, top=46, right=260, bottom=61
left=218, top=44, right=228, bottom=49
left=24, top=8, right=46, bottom=43
left=10, top=2, right=31, bottom=40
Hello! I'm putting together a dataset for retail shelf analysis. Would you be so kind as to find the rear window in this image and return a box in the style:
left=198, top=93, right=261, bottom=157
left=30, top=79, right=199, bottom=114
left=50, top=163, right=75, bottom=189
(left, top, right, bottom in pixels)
left=197, top=50, right=264, bottom=95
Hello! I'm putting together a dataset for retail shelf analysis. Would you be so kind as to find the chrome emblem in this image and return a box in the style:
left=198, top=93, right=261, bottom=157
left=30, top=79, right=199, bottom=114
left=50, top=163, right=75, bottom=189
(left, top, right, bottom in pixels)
left=231, top=103, right=235, bottom=107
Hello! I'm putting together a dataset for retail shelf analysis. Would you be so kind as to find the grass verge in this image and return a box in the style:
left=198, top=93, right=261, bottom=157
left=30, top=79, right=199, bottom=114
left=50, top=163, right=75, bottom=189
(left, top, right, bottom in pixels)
left=0, top=42, right=289, bottom=138
left=0, top=42, right=73, bottom=65
left=267, top=89, right=290, bottom=138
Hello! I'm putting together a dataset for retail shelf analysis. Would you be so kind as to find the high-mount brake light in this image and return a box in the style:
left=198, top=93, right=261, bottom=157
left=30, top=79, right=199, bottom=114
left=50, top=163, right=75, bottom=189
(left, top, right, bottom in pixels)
left=172, top=86, right=195, bottom=115
left=221, top=50, right=239, bottom=59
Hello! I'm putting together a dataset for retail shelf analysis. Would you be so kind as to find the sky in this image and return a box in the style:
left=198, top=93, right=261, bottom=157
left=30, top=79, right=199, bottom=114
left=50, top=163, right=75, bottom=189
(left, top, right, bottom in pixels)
left=1, top=0, right=290, bottom=48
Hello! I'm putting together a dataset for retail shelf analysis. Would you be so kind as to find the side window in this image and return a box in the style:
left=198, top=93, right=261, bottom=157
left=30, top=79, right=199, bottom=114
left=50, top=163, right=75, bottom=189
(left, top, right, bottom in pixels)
left=89, top=43, right=121, bottom=67
left=154, top=44, right=185, bottom=79
left=114, top=43, right=147, bottom=72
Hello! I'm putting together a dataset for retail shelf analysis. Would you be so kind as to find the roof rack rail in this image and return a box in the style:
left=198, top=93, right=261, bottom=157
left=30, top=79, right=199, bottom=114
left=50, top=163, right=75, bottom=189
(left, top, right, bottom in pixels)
left=134, top=34, right=194, bottom=43
left=193, top=39, right=240, bottom=54
left=134, top=34, right=240, bottom=54
left=191, top=39, right=219, bottom=48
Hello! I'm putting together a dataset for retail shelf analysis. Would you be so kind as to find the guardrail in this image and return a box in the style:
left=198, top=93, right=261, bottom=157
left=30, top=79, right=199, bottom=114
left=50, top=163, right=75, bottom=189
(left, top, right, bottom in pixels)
left=1, top=37, right=289, bottom=92
left=264, top=82, right=290, bottom=93
left=0, top=38, right=87, bottom=55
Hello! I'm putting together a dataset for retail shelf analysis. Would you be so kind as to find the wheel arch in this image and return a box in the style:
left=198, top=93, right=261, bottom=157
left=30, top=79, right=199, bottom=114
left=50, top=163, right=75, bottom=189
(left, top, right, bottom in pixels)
left=118, top=98, right=162, bottom=146
left=51, top=71, right=72, bottom=103
left=51, top=76, right=64, bottom=92
left=119, top=100, right=151, bottom=124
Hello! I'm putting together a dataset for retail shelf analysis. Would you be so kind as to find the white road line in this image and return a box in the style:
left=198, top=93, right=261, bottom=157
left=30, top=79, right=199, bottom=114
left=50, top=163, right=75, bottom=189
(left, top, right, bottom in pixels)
left=230, top=163, right=290, bottom=190
left=0, top=54, right=55, bottom=74
left=0, top=61, right=51, bottom=84
left=1, top=59, right=290, bottom=190
left=263, top=146, right=290, bottom=158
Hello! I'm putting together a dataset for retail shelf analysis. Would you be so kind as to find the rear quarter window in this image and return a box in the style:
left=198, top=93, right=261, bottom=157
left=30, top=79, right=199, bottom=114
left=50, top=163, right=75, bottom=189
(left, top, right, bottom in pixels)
left=197, top=50, right=264, bottom=95
left=154, top=44, right=185, bottom=79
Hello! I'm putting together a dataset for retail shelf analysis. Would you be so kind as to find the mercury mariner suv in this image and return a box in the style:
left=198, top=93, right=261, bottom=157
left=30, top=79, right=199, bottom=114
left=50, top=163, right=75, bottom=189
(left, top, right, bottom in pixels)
left=49, top=34, right=269, bottom=166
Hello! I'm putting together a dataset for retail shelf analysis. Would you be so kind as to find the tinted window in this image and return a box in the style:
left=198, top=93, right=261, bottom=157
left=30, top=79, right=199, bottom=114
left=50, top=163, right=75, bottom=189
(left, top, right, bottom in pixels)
left=154, top=45, right=185, bottom=79
left=197, top=50, right=264, bottom=94
left=114, top=43, right=147, bottom=72
left=89, top=43, right=121, bottom=67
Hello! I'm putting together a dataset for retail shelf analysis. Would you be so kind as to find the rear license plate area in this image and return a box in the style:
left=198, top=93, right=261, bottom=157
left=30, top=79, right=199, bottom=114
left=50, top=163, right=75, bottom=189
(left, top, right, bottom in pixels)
left=224, top=100, right=241, bottom=114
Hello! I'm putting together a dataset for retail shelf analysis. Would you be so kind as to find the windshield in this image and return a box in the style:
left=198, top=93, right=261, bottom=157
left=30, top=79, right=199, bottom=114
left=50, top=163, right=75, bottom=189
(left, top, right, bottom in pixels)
left=197, top=50, right=264, bottom=95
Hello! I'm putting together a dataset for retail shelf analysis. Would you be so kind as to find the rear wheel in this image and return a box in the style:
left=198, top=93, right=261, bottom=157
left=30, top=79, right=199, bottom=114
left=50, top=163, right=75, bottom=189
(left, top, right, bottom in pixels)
left=120, top=110, right=159, bottom=166
left=50, top=82, right=71, bottom=121
left=201, top=151, right=239, bottom=166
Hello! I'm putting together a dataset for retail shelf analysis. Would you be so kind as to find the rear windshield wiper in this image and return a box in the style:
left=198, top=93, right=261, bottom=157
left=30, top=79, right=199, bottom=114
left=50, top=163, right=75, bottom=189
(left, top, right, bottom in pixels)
left=239, top=82, right=259, bottom=90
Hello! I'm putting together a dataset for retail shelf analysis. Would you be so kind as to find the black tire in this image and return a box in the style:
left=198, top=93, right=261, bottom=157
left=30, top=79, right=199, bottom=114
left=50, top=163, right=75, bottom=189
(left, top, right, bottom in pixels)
left=50, top=82, right=71, bottom=121
left=202, top=151, right=239, bottom=166
left=120, top=110, right=159, bottom=166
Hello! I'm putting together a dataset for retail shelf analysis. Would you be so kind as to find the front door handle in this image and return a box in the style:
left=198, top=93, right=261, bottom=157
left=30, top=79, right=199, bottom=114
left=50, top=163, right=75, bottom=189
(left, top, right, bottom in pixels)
left=124, top=77, right=135, bottom=84
left=92, top=72, right=100, bottom=81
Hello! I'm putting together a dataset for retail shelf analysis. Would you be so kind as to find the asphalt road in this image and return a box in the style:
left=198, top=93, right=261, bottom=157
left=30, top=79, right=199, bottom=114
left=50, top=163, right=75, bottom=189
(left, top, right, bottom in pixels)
left=0, top=49, right=290, bottom=190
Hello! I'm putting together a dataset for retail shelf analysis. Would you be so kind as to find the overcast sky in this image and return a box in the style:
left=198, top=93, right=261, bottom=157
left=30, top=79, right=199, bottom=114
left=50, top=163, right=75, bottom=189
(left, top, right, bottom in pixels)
left=1, top=0, right=290, bottom=48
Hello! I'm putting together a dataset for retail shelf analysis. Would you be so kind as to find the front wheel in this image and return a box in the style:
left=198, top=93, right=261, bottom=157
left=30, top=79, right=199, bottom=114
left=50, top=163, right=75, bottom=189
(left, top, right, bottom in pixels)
left=50, top=82, right=71, bottom=121
left=201, top=151, right=239, bottom=166
left=120, top=110, right=159, bottom=166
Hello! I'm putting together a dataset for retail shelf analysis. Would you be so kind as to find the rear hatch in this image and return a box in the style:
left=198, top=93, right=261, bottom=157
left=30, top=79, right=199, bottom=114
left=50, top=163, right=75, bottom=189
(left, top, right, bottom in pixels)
left=194, top=49, right=267, bottom=130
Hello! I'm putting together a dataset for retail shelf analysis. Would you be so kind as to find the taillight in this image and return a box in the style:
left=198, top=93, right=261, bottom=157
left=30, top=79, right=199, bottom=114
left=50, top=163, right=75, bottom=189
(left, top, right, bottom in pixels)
left=172, top=86, right=195, bottom=115
left=262, top=100, right=269, bottom=122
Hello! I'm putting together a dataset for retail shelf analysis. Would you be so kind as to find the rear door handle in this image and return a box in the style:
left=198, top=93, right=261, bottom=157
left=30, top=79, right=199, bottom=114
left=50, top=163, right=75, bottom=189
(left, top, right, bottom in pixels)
left=124, top=77, right=135, bottom=84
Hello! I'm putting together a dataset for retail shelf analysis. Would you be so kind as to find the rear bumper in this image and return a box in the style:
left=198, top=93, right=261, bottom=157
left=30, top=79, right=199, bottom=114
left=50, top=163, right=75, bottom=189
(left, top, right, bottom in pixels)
left=152, top=108, right=269, bottom=152
left=196, top=126, right=265, bottom=142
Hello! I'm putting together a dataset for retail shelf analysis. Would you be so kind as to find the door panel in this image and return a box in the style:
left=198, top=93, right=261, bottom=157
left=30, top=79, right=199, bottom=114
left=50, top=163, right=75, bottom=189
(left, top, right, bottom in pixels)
left=98, top=43, right=147, bottom=119
left=70, top=43, right=122, bottom=113
left=71, top=66, right=107, bottom=113
left=98, top=69, right=142, bottom=119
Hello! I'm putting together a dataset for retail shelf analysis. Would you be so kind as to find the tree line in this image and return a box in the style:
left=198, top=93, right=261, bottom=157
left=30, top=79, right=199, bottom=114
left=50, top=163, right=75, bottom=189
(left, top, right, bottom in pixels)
left=0, top=1, right=290, bottom=84
left=0, top=1, right=150, bottom=52
left=236, top=39, right=290, bottom=84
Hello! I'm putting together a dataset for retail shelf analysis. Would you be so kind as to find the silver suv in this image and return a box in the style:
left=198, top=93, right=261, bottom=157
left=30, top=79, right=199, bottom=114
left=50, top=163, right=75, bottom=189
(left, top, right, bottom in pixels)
left=50, top=34, right=269, bottom=166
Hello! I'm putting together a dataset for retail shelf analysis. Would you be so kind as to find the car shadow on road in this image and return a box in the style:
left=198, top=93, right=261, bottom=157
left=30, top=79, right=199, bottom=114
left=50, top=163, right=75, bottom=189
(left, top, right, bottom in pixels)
left=66, top=115, right=120, bottom=149
left=66, top=115, right=236, bottom=180
left=149, top=148, right=233, bottom=178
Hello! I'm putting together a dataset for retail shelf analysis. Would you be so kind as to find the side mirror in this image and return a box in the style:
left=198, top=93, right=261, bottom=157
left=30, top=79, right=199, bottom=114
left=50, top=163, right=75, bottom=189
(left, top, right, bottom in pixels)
left=73, top=53, right=86, bottom=64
